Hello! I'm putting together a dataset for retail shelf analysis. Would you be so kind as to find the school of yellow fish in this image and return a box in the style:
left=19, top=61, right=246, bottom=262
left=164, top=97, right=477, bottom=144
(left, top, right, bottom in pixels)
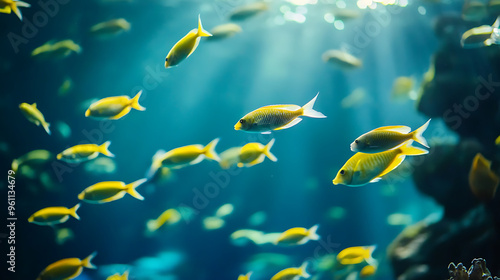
left=9, top=1, right=500, bottom=279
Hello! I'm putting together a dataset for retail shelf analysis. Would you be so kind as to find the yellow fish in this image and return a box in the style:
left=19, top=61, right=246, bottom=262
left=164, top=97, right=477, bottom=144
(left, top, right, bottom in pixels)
left=28, top=204, right=80, bottom=226
left=235, top=93, right=326, bottom=134
left=148, top=138, right=220, bottom=176
left=496, top=135, right=500, bottom=145
left=350, top=119, right=430, bottom=153
left=219, top=147, right=243, bottom=169
left=270, top=261, right=310, bottom=280
left=32, top=40, right=82, bottom=60
left=391, top=76, right=415, bottom=101
left=238, top=139, right=277, bottom=167
left=106, top=270, right=129, bottom=280
left=360, top=264, right=377, bottom=278
left=19, top=102, right=51, bottom=135
left=146, top=208, right=181, bottom=233
left=90, top=18, right=131, bottom=38
left=55, top=227, right=74, bottom=245
left=57, top=141, right=114, bottom=163
left=165, top=15, right=212, bottom=68
left=37, top=252, right=97, bottom=280
left=337, top=245, right=376, bottom=265
left=11, top=149, right=52, bottom=173
left=461, top=16, right=500, bottom=48
left=228, top=2, right=268, bottom=21
left=274, top=224, right=320, bottom=246
left=0, top=0, right=30, bottom=21
left=333, top=141, right=428, bottom=187
left=85, top=90, right=146, bottom=119
left=322, top=49, right=362, bottom=69
left=78, top=178, right=147, bottom=204
left=469, top=153, right=499, bottom=201
left=206, top=23, right=242, bottom=40
left=238, top=272, right=253, bottom=280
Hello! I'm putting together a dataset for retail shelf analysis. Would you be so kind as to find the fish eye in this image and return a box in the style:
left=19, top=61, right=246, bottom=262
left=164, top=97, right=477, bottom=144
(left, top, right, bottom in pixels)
left=239, top=119, right=245, bottom=124
left=355, top=140, right=359, bottom=144
left=340, top=170, right=345, bottom=175
left=165, top=58, right=168, bottom=61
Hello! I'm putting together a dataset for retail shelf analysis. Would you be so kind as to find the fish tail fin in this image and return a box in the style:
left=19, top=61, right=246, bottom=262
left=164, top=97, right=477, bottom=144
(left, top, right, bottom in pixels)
left=365, top=245, right=378, bottom=266
left=130, top=90, right=146, bottom=111
left=15, top=1, right=31, bottom=7
left=197, top=14, right=212, bottom=37
left=125, top=178, right=147, bottom=200
left=411, top=119, right=430, bottom=148
left=400, top=140, right=428, bottom=156
left=301, top=92, right=326, bottom=118
left=99, top=141, right=115, bottom=157
left=82, top=252, right=97, bottom=269
left=307, top=224, right=320, bottom=241
left=299, top=261, right=311, bottom=278
left=11, top=1, right=29, bottom=21
left=147, top=150, right=166, bottom=179
left=203, top=138, right=220, bottom=162
left=69, top=203, right=81, bottom=220
left=263, top=139, right=277, bottom=162
left=42, top=121, right=51, bottom=135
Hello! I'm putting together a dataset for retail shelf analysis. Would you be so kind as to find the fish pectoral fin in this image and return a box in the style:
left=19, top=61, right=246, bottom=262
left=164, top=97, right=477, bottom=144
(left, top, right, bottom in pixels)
left=275, top=118, right=302, bottom=130
left=377, top=154, right=406, bottom=179
left=371, top=125, right=411, bottom=134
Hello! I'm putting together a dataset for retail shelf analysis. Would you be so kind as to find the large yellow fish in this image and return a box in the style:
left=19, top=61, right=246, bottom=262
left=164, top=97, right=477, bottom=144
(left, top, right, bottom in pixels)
left=238, top=272, right=253, bottom=280
left=106, top=270, right=129, bottom=280
left=85, top=90, right=145, bottom=119
left=350, top=119, right=430, bottom=153
left=274, top=224, right=320, bottom=246
left=57, top=141, right=114, bottom=163
left=148, top=138, right=220, bottom=176
left=90, top=18, right=131, bottom=38
left=19, top=102, right=51, bottom=135
left=78, top=178, right=147, bottom=204
left=333, top=141, right=428, bottom=186
left=238, top=139, right=277, bottom=167
left=270, top=261, right=310, bottom=280
left=235, top=93, right=326, bottom=134
left=469, top=153, right=499, bottom=201
left=165, top=15, right=212, bottom=68
left=37, top=252, right=97, bottom=280
left=337, top=245, right=376, bottom=265
left=28, top=204, right=80, bottom=226
left=32, top=40, right=82, bottom=60
left=146, top=208, right=181, bottom=233
left=0, top=0, right=30, bottom=21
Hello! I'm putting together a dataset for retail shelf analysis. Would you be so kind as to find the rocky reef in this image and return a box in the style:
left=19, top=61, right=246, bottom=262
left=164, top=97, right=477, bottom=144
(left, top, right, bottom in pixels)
left=449, top=258, right=499, bottom=280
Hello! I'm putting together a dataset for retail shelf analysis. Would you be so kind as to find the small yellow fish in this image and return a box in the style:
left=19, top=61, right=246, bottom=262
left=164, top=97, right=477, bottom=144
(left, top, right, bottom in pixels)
left=219, top=147, right=243, bottom=169
left=78, top=178, right=147, bottom=204
left=322, top=49, right=362, bottom=69
left=55, top=227, right=74, bottom=245
left=238, top=139, right=277, bottom=167
left=469, top=153, right=499, bottom=201
left=0, top=0, right=30, bottom=21
left=341, top=88, right=368, bottom=108
left=337, top=245, right=376, bottom=265
left=106, top=270, right=129, bottom=280
left=28, top=204, right=80, bottom=226
left=19, top=102, right=51, bottom=135
left=148, top=138, right=220, bottom=176
left=57, top=141, right=115, bottom=163
left=391, top=76, right=415, bottom=101
left=85, top=90, right=146, bottom=119
left=203, top=216, right=225, bottom=230
left=215, top=203, right=234, bottom=218
left=37, top=252, right=97, bottom=280
left=11, top=149, right=52, bottom=173
left=165, top=15, right=212, bottom=68
left=58, top=77, right=73, bottom=96
left=235, top=93, right=326, bottom=133
left=333, top=141, right=428, bottom=187
left=274, top=224, right=320, bottom=246
left=496, top=135, right=500, bottom=145
left=90, top=18, right=131, bottom=38
left=146, top=208, right=181, bottom=233
left=229, top=2, right=268, bottom=21
left=270, top=261, right=310, bottom=280
left=350, top=119, right=430, bottom=153
left=238, top=271, right=253, bottom=280
left=32, top=40, right=82, bottom=60
left=206, top=23, right=242, bottom=40
left=360, top=264, right=377, bottom=278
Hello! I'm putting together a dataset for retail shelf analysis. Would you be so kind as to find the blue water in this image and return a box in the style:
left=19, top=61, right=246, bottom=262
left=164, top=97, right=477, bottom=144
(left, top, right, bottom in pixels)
left=0, top=0, right=467, bottom=279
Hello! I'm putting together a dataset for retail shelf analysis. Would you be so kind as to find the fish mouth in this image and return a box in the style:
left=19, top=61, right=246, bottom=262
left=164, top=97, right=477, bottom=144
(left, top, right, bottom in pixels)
left=332, top=177, right=341, bottom=185
left=350, top=142, right=358, bottom=152
left=234, top=122, right=241, bottom=130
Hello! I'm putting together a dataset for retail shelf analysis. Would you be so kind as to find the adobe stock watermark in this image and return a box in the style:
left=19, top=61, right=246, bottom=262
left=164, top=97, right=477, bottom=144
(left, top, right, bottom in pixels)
left=51, top=62, right=169, bottom=183
left=443, top=74, right=500, bottom=130
left=341, top=5, right=403, bottom=56
left=8, top=0, right=70, bottom=54
left=178, top=133, right=274, bottom=223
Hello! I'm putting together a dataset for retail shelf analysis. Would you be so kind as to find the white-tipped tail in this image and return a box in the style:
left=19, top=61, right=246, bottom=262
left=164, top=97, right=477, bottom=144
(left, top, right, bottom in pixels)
left=400, top=140, right=428, bottom=156
left=299, top=261, right=311, bottom=278
left=42, top=122, right=51, bottom=135
left=82, top=252, right=97, bottom=269
left=69, top=203, right=81, bottom=220
left=412, top=119, right=430, bottom=148
left=197, top=14, right=212, bottom=37
left=263, top=139, right=277, bottom=162
left=130, top=90, right=146, bottom=111
left=125, top=178, right=147, bottom=200
left=302, top=92, right=326, bottom=118
left=99, top=141, right=115, bottom=157
left=307, top=224, right=320, bottom=241
left=203, top=138, right=220, bottom=162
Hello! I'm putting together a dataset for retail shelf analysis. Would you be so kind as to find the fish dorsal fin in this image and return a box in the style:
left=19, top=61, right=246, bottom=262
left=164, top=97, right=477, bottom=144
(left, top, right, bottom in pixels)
left=32, top=103, right=37, bottom=108
left=371, top=125, right=410, bottom=134
left=263, top=104, right=301, bottom=111
left=275, top=118, right=302, bottom=130
left=377, top=154, right=406, bottom=179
